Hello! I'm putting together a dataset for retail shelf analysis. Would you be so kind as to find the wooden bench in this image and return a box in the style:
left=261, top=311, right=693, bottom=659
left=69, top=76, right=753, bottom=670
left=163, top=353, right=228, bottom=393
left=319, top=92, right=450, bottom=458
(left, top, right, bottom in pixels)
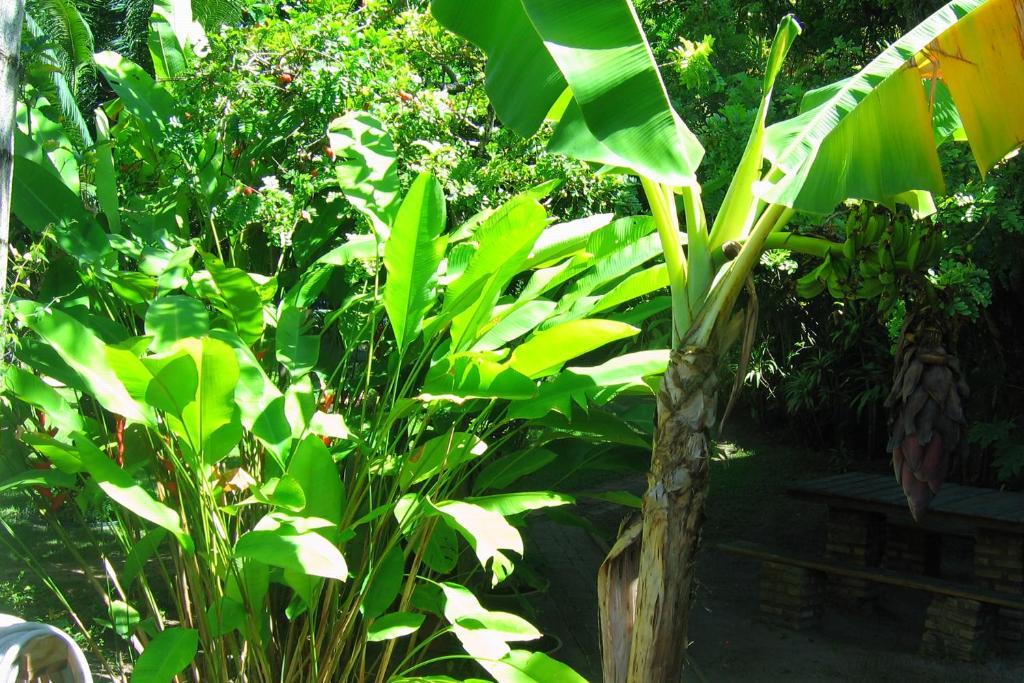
left=719, top=540, right=1024, bottom=661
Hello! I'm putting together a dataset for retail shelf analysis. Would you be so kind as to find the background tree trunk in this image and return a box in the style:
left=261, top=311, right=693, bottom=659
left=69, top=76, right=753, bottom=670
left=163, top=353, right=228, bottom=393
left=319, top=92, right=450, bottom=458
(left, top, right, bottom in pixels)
left=599, top=347, right=719, bottom=683
left=1, top=0, right=25, bottom=305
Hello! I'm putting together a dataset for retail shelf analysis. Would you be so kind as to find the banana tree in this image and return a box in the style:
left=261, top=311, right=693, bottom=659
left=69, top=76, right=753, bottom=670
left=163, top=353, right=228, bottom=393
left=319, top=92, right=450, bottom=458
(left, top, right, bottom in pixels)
left=1, top=0, right=26, bottom=305
left=430, top=0, right=1024, bottom=680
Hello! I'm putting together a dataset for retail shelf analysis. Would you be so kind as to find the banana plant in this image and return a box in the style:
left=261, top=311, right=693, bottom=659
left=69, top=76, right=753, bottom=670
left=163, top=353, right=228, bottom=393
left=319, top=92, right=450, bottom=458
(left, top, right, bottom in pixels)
left=430, top=0, right=1024, bottom=680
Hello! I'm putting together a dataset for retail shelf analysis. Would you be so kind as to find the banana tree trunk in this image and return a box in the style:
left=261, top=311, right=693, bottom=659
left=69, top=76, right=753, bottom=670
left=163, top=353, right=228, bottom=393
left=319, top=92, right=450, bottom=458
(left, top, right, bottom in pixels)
left=0, top=0, right=25, bottom=303
left=600, top=347, right=718, bottom=683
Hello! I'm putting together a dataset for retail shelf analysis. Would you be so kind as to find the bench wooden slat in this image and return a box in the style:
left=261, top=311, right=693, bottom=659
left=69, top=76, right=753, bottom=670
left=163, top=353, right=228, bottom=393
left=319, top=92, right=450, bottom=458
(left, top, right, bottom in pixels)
left=788, top=473, right=1024, bottom=532
left=941, top=491, right=1024, bottom=523
left=791, top=472, right=865, bottom=493
left=831, top=475, right=897, bottom=498
left=718, top=540, right=1024, bottom=611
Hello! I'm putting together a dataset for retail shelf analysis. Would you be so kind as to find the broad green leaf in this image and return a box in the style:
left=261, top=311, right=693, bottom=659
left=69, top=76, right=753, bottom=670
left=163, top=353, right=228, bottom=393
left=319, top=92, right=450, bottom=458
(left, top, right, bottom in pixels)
left=21, top=433, right=84, bottom=473
left=194, top=254, right=265, bottom=344
left=11, top=157, right=109, bottom=263
left=433, top=501, right=522, bottom=579
left=588, top=264, right=669, bottom=316
left=487, top=650, right=588, bottom=683
left=144, top=338, right=242, bottom=464
left=16, top=102, right=81, bottom=191
left=421, top=355, right=537, bottom=402
left=287, top=435, right=343, bottom=531
left=94, top=51, right=175, bottom=145
left=316, top=233, right=379, bottom=266
left=360, top=546, right=404, bottom=619
left=328, top=112, right=401, bottom=239
left=422, top=520, right=459, bottom=573
left=537, top=408, right=647, bottom=448
left=208, top=331, right=290, bottom=464
left=3, top=367, right=83, bottom=433
left=284, top=376, right=316, bottom=440
left=925, top=0, right=1024, bottom=173
left=440, top=583, right=540, bottom=661
left=108, top=600, right=141, bottom=637
left=149, top=14, right=187, bottom=80
left=245, top=475, right=306, bottom=511
left=517, top=216, right=657, bottom=306
left=445, top=196, right=548, bottom=350
left=525, top=213, right=615, bottom=268
left=157, top=247, right=196, bottom=293
left=144, top=296, right=210, bottom=352
left=508, top=319, right=639, bottom=378
left=384, top=173, right=448, bottom=352
left=400, top=432, right=487, bottom=488
left=93, top=110, right=121, bottom=233
left=468, top=492, right=574, bottom=517
left=0, top=469, right=77, bottom=494
left=759, top=0, right=1007, bottom=213
left=473, top=449, right=558, bottom=493
left=14, top=301, right=149, bottom=422
left=709, top=15, right=801, bottom=250
left=97, top=269, right=158, bottom=305
left=366, top=612, right=424, bottom=642
left=276, top=306, right=319, bottom=377
left=235, top=526, right=347, bottom=581
left=75, top=437, right=194, bottom=552
left=473, top=301, right=557, bottom=352
left=431, top=0, right=703, bottom=185
left=129, top=627, right=198, bottom=683
left=552, top=233, right=663, bottom=318
left=310, top=411, right=350, bottom=441
left=149, top=0, right=195, bottom=80
left=151, top=0, right=198, bottom=50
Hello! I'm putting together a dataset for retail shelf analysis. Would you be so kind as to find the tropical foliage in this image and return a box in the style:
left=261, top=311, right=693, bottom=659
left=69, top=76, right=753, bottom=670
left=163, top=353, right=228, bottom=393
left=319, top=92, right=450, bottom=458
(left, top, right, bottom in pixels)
left=3, top=0, right=1024, bottom=681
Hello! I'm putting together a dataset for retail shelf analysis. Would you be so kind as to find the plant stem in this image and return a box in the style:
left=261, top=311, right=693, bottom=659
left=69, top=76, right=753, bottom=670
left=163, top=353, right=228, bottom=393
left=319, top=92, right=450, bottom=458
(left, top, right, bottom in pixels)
left=763, top=231, right=843, bottom=258
left=641, top=177, right=689, bottom=346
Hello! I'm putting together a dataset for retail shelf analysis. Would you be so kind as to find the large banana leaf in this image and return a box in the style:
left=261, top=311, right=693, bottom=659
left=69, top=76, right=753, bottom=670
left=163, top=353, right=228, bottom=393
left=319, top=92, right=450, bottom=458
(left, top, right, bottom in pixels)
left=431, top=0, right=703, bottom=186
left=761, top=0, right=1024, bottom=214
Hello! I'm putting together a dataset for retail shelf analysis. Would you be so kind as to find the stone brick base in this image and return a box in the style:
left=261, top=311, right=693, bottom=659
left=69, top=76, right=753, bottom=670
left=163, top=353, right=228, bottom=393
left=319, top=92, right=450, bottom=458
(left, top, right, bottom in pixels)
left=920, top=596, right=994, bottom=662
left=974, top=531, right=1024, bottom=653
left=825, top=509, right=885, bottom=605
left=759, top=561, right=824, bottom=630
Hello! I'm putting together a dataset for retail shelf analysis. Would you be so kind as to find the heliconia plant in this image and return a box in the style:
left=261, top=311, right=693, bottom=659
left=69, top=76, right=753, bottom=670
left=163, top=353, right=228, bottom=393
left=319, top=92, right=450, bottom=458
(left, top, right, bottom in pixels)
left=3, top=3, right=682, bottom=678
left=429, top=0, right=1024, bottom=679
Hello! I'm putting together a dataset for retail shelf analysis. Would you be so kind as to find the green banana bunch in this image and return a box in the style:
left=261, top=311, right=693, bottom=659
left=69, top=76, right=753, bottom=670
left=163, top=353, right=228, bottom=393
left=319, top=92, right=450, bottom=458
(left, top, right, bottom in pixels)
left=794, top=203, right=945, bottom=317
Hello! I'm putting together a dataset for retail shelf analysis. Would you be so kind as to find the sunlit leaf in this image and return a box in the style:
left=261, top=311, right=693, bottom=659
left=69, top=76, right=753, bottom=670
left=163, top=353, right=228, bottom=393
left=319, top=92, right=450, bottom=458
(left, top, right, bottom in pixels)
left=328, top=112, right=401, bottom=239
left=14, top=301, right=150, bottom=422
left=276, top=306, right=319, bottom=377
left=384, top=173, right=448, bottom=352
left=508, top=319, right=639, bottom=378
left=431, top=0, right=703, bottom=185
left=433, top=501, right=522, bottom=578
left=130, top=627, right=198, bottom=683
left=235, top=524, right=347, bottom=580
left=367, top=612, right=425, bottom=642
left=144, top=296, right=210, bottom=352
left=75, top=437, right=194, bottom=552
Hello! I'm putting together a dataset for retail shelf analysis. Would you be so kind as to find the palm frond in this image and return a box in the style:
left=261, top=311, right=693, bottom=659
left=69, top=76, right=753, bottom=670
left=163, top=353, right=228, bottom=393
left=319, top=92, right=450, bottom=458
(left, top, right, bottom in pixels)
left=25, top=0, right=94, bottom=95
left=22, top=14, right=94, bottom=147
left=192, top=0, right=242, bottom=29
